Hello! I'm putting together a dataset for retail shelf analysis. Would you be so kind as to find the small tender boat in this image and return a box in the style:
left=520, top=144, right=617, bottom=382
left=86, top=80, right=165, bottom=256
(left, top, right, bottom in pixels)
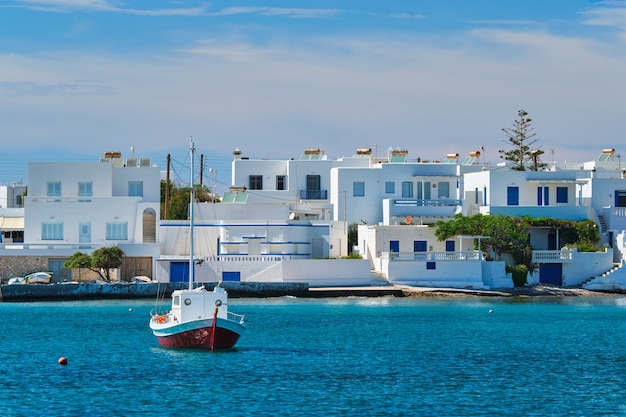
left=149, top=139, right=246, bottom=350
left=131, top=275, right=153, bottom=283
left=25, top=271, right=52, bottom=284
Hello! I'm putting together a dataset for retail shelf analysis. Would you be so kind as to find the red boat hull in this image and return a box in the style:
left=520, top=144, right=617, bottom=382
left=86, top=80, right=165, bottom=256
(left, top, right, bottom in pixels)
left=155, top=325, right=241, bottom=350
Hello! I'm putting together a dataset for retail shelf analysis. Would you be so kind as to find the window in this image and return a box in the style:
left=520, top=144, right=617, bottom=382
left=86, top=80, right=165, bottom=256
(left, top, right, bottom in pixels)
left=303, top=175, right=323, bottom=199
left=414, top=241, right=427, bottom=252
left=353, top=181, right=365, bottom=197
left=616, top=191, right=626, bottom=208
left=417, top=181, right=431, bottom=200
left=401, top=181, right=413, bottom=198
left=385, top=181, right=395, bottom=194
left=47, top=181, right=61, bottom=197
left=128, top=181, right=143, bottom=197
left=507, top=186, right=519, bottom=206
left=249, top=175, right=262, bottom=190
left=106, top=222, right=128, bottom=240
left=78, top=181, right=93, bottom=197
left=276, top=175, right=286, bottom=191
left=438, top=182, right=450, bottom=198
left=306, top=175, right=320, bottom=191
left=42, top=222, right=63, bottom=240
left=556, top=187, right=568, bottom=203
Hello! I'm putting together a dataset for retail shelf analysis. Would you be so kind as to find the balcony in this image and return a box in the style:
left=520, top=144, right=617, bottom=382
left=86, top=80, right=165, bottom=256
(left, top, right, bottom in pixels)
left=385, top=251, right=483, bottom=261
left=299, top=189, right=328, bottom=200
left=384, top=199, right=462, bottom=224
left=532, top=250, right=574, bottom=263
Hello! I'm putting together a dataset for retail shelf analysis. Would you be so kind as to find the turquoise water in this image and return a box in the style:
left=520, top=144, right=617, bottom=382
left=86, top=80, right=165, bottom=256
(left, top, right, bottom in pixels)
left=2, top=296, right=626, bottom=416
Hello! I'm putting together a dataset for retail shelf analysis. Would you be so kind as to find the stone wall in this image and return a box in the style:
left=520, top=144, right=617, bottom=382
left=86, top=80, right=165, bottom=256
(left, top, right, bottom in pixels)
left=0, top=256, right=49, bottom=282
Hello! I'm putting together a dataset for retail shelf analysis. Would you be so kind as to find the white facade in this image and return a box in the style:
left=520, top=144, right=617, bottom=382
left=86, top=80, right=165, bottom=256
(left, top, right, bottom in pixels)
left=154, top=201, right=373, bottom=286
left=25, top=159, right=160, bottom=248
left=0, top=184, right=26, bottom=208
left=0, top=208, right=24, bottom=244
left=331, top=162, right=467, bottom=226
left=4, top=145, right=626, bottom=290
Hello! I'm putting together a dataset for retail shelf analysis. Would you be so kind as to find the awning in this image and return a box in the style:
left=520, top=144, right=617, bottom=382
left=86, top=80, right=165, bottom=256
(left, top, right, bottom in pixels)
left=0, top=217, right=24, bottom=230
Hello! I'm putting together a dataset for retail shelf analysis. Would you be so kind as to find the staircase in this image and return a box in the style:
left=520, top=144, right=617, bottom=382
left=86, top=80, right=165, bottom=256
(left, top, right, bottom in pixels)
left=582, top=261, right=625, bottom=290
left=597, top=214, right=607, bottom=233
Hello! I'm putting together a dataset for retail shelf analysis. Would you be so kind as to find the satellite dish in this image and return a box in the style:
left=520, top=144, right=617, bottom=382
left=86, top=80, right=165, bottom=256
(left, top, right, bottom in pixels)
left=289, top=212, right=296, bottom=220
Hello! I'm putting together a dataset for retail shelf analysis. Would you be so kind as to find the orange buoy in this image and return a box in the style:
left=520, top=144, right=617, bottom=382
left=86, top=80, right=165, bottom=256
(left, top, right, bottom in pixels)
left=58, top=356, right=68, bottom=365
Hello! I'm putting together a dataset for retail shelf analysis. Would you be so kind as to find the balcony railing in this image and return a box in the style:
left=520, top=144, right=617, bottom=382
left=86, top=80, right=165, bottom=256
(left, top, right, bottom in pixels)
left=393, top=199, right=462, bottom=207
left=532, top=250, right=574, bottom=263
left=299, top=189, right=328, bottom=200
left=385, top=251, right=482, bottom=261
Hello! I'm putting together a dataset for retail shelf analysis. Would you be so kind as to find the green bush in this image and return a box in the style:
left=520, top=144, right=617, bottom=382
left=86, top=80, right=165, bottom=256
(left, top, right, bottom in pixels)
left=506, top=264, right=528, bottom=287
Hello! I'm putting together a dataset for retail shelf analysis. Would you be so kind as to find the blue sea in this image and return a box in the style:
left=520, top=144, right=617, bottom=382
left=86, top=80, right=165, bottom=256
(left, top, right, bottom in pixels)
left=2, top=296, right=626, bottom=416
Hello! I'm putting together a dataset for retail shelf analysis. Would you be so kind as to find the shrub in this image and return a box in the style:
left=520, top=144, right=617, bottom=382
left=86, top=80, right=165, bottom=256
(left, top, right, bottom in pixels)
left=506, top=264, right=528, bottom=287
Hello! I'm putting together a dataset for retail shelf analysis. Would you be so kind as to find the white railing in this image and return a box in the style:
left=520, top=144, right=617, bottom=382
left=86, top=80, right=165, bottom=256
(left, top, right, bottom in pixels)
left=228, top=311, right=246, bottom=324
left=612, top=208, right=626, bottom=217
left=0, top=243, right=105, bottom=250
left=531, top=250, right=574, bottom=262
left=206, top=255, right=288, bottom=263
left=386, top=251, right=482, bottom=262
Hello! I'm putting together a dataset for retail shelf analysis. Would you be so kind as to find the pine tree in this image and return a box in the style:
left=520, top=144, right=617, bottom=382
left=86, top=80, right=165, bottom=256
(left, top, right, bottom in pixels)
left=498, top=109, right=546, bottom=171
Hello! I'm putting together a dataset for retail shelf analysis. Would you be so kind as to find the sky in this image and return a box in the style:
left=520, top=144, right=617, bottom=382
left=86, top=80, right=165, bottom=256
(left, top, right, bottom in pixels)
left=1, top=0, right=625, bottom=187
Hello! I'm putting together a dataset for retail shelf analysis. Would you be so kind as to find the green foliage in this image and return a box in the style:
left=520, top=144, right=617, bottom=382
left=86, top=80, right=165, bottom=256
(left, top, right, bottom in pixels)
left=64, top=252, right=92, bottom=269
left=343, top=252, right=363, bottom=259
left=91, top=247, right=125, bottom=280
left=498, top=109, right=546, bottom=171
left=161, top=181, right=217, bottom=220
left=506, top=264, right=528, bottom=287
left=575, top=220, right=600, bottom=246
left=64, top=249, right=125, bottom=281
left=347, top=223, right=359, bottom=255
left=435, top=214, right=601, bottom=269
left=574, top=242, right=602, bottom=253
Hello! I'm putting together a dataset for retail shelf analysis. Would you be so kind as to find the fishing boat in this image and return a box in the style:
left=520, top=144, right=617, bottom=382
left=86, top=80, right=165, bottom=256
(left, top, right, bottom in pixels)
left=149, top=139, right=246, bottom=350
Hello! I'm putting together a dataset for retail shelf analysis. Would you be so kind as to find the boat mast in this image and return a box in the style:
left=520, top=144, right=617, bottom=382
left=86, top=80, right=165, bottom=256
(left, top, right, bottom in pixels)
left=189, top=137, right=195, bottom=290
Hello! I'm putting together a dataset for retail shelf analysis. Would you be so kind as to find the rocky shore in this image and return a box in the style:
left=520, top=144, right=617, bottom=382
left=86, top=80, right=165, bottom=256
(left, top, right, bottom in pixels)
left=398, top=284, right=622, bottom=298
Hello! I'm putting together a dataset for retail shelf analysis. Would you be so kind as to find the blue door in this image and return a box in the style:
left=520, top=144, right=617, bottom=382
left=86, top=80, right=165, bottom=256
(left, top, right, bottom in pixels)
left=389, top=240, right=400, bottom=253
left=414, top=241, right=427, bottom=252
left=540, top=264, right=562, bottom=286
left=507, top=187, right=519, bottom=206
left=48, top=259, right=71, bottom=283
left=170, top=262, right=189, bottom=283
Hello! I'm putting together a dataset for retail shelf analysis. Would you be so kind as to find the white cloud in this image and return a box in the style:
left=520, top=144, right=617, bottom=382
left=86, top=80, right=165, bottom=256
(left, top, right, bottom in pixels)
left=212, top=7, right=341, bottom=19
left=1, top=26, right=625, bottom=175
left=9, top=0, right=208, bottom=15
left=582, top=3, right=626, bottom=30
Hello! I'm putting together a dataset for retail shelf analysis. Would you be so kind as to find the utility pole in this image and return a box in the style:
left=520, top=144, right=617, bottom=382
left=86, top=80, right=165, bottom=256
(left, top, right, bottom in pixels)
left=199, top=154, right=204, bottom=186
left=165, top=154, right=171, bottom=220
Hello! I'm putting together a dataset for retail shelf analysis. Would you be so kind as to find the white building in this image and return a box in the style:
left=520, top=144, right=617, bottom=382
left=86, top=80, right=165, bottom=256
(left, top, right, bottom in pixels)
left=16, top=152, right=161, bottom=280
left=3, top=145, right=626, bottom=291
left=0, top=183, right=26, bottom=208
